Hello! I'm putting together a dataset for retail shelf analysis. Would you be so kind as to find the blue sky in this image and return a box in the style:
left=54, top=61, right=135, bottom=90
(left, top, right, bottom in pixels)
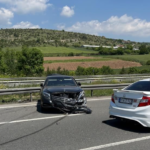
left=0, top=0, right=150, bottom=42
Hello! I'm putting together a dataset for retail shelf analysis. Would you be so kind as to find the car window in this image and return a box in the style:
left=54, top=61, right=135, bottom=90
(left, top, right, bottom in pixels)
left=125, top=81, right=150, bottom=91
left=45, top=77, right=77, bottom=86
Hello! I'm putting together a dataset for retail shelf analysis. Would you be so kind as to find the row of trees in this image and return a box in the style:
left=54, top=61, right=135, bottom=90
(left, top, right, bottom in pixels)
left=46, top=66, right=114, bottom=76
left=45, top=66, right=150, bottom=76
left=0, top=46, right=44, bottom=76
left=96, top=45, right=150, bottom=55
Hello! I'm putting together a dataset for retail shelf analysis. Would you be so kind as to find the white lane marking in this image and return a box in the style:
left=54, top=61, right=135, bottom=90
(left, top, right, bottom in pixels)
left=80, top=136, right=150, bottom=150
left=0, top=98, right=110, bottom=109
left=88, top=99, right=110, bottom=102
left=0, top=114, right=81, bottom=125
left=0, top=103, right=37, bottom=109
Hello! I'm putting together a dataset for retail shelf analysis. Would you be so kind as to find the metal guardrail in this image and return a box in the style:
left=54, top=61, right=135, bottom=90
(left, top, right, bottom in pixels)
left=0, top=73, right=150, bottom=81
left=0, top=75, right=149, bottom=87
left=0, top=83, right=130, bottom=100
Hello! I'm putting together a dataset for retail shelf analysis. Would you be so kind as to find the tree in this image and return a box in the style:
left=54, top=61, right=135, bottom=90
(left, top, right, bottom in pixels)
left=17, top=47, right=44, bottom=76
left=3, top=49, right=16, bottom=74
left=120, top=67, right=127, bottom=74
left=116, top=48, right=124, bottom=55
left=68, top=52, right=74, bottom=56
left=146, top=60, right=150, bottom=65
left=101, top=66, right=114, bottom=75
left=127, top=44, right=133, bottom=50
left=139, top=45, right=148, bottom=54
left=0, top=51, right=5, bottom=74
left=128, top=67, right=138, bottom=74
left=75, top=66, right=85, bottom=75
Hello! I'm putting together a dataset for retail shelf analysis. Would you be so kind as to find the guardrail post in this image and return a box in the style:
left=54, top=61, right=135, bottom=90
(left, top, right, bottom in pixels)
left=30, top=93, right=32, bottom=102
left=91, top=90, right=93, bottom=97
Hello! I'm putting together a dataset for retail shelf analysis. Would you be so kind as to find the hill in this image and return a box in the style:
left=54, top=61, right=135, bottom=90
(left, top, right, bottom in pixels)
left=0, top=29, right=145, bottom=48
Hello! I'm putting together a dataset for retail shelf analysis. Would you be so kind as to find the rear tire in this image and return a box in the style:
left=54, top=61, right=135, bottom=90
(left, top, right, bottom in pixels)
left=40, top=104, right=45, bottom=112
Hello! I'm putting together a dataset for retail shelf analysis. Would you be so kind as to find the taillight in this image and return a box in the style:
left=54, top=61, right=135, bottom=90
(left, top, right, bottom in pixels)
left=138, top=96, right=150, bottom=107
left=111, top=94, right=115, bottom=103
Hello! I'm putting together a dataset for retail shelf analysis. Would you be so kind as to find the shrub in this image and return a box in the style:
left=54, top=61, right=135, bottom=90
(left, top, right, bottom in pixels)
left=75, top=66, right=86, bottom=75
left=68, top=52, right=74, bottom=56
left=146, top=60, right=150, bottom=65
left=124, top=50, right=131, bottom=54
left=140, top=69, right=150, bottom=74
left=101, top=66, right=114, bottom=75
left=120, top=67, right=127, bottom=74
left=128, top=67, right=138, bottom=74
left=116, top=48, right=124, bottom=55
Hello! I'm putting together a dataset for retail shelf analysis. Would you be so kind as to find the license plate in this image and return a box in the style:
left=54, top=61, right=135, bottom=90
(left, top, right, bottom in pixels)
left=119, top=98, right=133, bottom=104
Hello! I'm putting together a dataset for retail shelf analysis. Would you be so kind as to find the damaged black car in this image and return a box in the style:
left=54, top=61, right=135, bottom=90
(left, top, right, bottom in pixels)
left=40, top=74, right=92, bottom=114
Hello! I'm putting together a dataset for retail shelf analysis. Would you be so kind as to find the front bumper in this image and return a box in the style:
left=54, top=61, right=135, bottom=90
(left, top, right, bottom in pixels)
left=109, top=101, right=150, bottom=127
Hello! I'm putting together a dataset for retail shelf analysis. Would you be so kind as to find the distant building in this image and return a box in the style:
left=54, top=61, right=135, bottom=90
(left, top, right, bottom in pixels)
left=82, top=45, right=125, bottom=49
left=102, top=46, right=111, bottom=48
left=133, top=48, right=139, bottom=50
left=82, top=45, right=100, bottom=48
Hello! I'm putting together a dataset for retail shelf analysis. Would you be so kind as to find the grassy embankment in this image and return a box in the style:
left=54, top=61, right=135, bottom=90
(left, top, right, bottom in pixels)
left=3, top=46, right=98, bottom=56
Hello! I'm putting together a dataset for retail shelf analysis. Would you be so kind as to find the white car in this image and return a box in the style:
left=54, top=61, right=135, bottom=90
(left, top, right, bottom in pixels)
left=109, top=79, right=150, bottom=127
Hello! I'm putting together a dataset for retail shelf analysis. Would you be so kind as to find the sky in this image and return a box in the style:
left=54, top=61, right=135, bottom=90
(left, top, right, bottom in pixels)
left=0, top=0, right=150, bottom=42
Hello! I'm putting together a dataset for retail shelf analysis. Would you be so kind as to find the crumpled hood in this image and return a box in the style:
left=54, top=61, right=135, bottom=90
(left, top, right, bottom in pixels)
left=43, top=86, right=82, bottom=94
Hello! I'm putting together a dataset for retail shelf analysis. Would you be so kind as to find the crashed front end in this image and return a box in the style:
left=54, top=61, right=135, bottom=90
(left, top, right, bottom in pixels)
left=41, top=91, right=87, bottom=110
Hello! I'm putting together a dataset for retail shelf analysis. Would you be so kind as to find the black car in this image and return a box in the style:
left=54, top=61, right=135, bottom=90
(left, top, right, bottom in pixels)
left=40, top=74, right=91, bottom=114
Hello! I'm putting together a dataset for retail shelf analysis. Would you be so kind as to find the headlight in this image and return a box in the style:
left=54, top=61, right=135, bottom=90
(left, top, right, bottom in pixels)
left=43, top=92, right=50, bottom=99
left=78, top=91, right=85, bottom=99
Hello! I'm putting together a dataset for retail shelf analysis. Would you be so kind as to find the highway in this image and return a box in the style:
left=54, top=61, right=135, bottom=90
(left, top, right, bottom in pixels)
left=0, top=96, right=150, bottom=150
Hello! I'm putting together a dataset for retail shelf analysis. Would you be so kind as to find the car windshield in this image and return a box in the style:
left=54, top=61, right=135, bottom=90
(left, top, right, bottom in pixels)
left=45, top=77, right=77, bottom=86
left=125, top=81, right=150, bottom=91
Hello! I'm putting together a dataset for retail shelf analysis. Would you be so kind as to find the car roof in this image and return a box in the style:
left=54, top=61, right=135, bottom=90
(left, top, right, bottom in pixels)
left=139, top=78, right=150, bottom=81
left=46, top=74, right=73, bottom=78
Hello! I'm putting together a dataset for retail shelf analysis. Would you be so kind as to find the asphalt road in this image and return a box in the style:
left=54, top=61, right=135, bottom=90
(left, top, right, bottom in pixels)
left=0, top=96, right=150, bottom=150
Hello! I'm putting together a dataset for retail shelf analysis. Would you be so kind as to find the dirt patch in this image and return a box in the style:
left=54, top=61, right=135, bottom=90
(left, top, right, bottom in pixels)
left=44, top=56, right=96, bottom=61
left=44, top=60, right=141, bottom=71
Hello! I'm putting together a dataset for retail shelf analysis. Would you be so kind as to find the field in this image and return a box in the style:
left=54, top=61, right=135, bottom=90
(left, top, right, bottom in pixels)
left=44, top=60, right=141, bottom=71
left=105, top=54, right=150, bottom=65
left=44, top=57, right=113, bottom=63
left=36, top=46, right=97, bottom=54
left=44, top=56, right=96, bottom=60
left=3, top=46, right=97, bottom=54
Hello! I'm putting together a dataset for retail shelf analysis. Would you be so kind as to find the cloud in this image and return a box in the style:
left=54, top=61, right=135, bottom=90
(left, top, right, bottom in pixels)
left=0, top=8, right=13, bottom=26
left=12, top=21, right=40, bottom=28
left=0, top=0, right=52, bottom=14
left=57, top=24, right=66, bottom=30
left=61, top=6, right=74, bottom=17
left=59, top=14, right=150, bottom=37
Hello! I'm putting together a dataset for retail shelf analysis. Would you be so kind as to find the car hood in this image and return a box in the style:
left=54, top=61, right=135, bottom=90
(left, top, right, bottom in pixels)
left=43, top=86, right=82, bottom=94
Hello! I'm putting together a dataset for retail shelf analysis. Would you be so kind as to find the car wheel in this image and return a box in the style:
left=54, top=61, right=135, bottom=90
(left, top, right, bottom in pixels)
left=40, top=104, right=45, bottom=112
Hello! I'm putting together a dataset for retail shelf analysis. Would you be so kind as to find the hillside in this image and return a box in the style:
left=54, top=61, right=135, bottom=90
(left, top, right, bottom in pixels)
left=0, top=29, right=144, bottom=48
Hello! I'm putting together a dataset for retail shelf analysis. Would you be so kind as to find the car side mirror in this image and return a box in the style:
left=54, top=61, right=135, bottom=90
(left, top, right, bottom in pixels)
left=77, top=82, right=81, bottom=86
left=40, top=83, right=44, bottom=87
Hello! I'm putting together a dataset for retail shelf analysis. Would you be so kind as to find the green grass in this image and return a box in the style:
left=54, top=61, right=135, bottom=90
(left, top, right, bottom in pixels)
left=83, top=80, right=133, bottom=85
left=0, top=93, right=40, bottom=104
left=44, top=58, right=114, bottom=63
left=104, top=54, right=150, bottom=65
left=85, top=89, right=113, bottom=97
left=2, top=46, right=98, bottom=56
left=0, top=89, right=112, bottom=104
left=2, top=47, right=22, bottom=52
left=35, top=46, right=98, bottom=54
